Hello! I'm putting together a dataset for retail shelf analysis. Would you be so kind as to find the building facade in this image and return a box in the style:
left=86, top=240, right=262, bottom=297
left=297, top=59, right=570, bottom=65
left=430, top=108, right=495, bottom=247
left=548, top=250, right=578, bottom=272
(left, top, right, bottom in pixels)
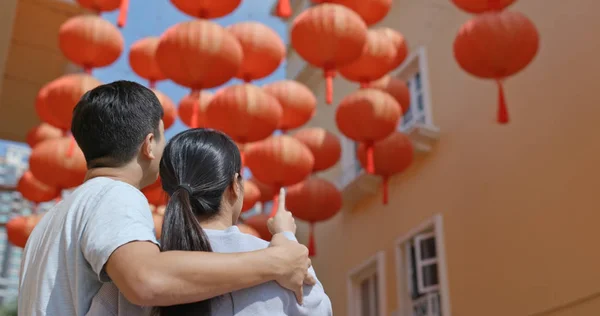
left=286, top=0, right=600, bottom=315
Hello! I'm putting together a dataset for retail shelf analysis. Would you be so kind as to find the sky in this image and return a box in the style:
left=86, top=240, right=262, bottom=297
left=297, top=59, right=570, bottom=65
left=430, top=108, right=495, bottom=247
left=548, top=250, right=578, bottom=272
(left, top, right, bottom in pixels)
left=96, top=0, right=287, bottom=139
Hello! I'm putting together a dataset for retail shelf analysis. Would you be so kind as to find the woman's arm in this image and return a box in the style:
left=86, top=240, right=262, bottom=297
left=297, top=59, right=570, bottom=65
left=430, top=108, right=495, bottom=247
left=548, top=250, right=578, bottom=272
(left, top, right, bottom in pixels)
left=105, top=234, right=313, bottom=306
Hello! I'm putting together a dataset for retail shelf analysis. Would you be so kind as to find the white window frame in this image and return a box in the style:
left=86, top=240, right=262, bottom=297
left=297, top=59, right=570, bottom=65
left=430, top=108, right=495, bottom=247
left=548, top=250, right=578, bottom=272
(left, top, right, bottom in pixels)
left=393, top=46, right=436, bottom=133
left=414, top=232, right=439, bottom=294
left=394, top=215, right=451, bottom=316
left=347, top=251, right=387, bottom=316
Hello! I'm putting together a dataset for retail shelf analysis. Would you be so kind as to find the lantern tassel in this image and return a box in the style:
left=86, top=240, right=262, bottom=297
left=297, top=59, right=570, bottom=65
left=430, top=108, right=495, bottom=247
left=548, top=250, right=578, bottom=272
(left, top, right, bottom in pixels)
left=366, top=142, right=375, bottom=174
left=382, top=176, right=389, bottom=205
left=360, top=82, right=370, bottom=89
left=117, top=0, right=129, bottom=28
left=308, top=222, right=316, bottom=257
left=84, top=66, right=92, bottom=74
left=496, top=80, right=509, bottom=124
left=270, top=193, right=279, bottom=218
left=149, top=80, right=156, bottom=89
left=66, top=135, right=76, bottom=158
left=190, top=90, right=199, bottom=128
left=277, top=0, right=292, bottom=18
left=324, top=70, right=335, bottom=105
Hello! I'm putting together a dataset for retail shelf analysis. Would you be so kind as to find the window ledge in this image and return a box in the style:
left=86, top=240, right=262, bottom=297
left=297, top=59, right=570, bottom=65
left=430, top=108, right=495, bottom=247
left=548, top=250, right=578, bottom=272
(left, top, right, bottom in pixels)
left=337, top=124, right=440, bottom=209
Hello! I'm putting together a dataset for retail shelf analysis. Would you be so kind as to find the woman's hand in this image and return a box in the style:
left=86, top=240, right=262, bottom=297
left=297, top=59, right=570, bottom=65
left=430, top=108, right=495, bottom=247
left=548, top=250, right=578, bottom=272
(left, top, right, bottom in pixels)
left=268, top=188, right=297, bottom=234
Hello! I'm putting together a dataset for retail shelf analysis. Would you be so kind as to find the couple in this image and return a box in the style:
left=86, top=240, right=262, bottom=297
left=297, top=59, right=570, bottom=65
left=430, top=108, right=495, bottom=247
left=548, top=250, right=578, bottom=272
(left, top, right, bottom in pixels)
left=18, top=81, right=332, bottom=316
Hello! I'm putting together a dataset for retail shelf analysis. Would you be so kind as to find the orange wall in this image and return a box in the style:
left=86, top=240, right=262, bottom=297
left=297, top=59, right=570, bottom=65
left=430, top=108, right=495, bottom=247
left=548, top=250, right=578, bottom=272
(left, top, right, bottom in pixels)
left=294, top=0, right=600, bottom=315
left=0, top=0, right=86, bottom=142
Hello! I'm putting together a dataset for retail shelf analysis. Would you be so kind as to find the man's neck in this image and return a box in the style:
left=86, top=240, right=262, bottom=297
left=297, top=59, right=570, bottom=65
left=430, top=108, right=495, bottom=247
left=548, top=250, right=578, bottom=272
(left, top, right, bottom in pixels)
left=84, top=165, right=145, bottom=189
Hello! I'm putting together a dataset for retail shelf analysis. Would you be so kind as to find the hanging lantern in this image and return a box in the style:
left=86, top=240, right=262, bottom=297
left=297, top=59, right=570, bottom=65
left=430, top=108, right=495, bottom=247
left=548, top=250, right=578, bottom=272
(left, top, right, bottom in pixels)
left=356, top=132, right=414, bottom=204
left=242, top=180, right=261, bottom=212
left=29, top=137, right=87, bottom=189
left=453, top=11, right=539, bottom=124
left=323, top=0, right=392, bottom=25
left=372, top=28, right=408, bottom=70
left=178, top=92, right=213, bottom=128
left=243, top=213, right=272, bottom=241
left=291, top=4, right=368, bottom=104
left=170, top=0, right=242, bottom=18
left=286, top=177, right=342, bottom=256
left=205, top=84, right=283, bottom=144
left=262, top=80, right=316, bottom=132
left=152, top=90, right=177, bottom=129
left=335, top=89, right=401, bottom=174
left=26, top=124, right=62, bottom=148
left=339, top=30, right=397, bottom=87
left=36, top=74, right=102, bottom=131
left=156, top=20, right=242, bottom=90
left=142, top=177, right=168, bottom=206
left=129, top=37, right=167, bottom=88
left=292, top=128, right=341, bottom=172
left=249, top=178, right=277, bottom=203
left=237, top=223, right=261, bottom=238
left=6, top=214, right=45, bottom=248
left=245, top=136, right=315, bottom=215
left=370, top=75, right=411, bottom=114
left=452, top=0, right=516, bottom=14
left=58, top=15, right=124, bottom=73
left=17, top=171, right=60, bottom=204
left=227, top=22, right=286, bottom=82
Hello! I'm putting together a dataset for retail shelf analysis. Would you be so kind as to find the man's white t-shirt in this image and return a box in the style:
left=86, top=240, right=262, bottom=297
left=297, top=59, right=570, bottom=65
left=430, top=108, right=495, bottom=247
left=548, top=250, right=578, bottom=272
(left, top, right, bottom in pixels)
left=18, top=177, right=158, bottom=316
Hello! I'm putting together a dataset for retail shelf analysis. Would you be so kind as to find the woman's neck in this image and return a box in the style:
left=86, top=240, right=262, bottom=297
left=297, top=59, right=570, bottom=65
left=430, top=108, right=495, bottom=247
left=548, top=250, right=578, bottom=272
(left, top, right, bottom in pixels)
left=199, top=209, right=235, bottom=230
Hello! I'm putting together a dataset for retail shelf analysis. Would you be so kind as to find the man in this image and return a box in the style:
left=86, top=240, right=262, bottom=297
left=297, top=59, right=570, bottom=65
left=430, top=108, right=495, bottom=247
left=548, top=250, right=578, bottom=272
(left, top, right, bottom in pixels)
left=18, top=81, right=313, bottom=315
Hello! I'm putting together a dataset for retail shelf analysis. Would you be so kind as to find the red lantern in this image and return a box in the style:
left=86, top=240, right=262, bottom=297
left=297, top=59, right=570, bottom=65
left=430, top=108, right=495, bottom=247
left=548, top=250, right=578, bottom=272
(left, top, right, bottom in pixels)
left=205, top=84, right=283, bottom=144
left=372, top=28, right=408, bottom=70
left=58, top=15, right=124, bottom=73
left=291, top=4, right=368, bottom=104
left=245, top=136, right=315, bottom=215
left=227, top=22, right=286, bottom=82
left=36, top=74, right=102, bottom=130
left=29, top=137, right=87, bottom=189
left=152, top=90, right=177, bottom=129
left=370, top=75, right=411, bottom=114
left=336, top=89, right=401, bottom=173
left=324, top=0, right=392, bottom=25
left=129, top=37, right=167, bottom=88
left=142, top=177, right=168, bottom=206
left=156, top=20, right=243, bottom=91
left=26, top=124, right=62, bottom=148
left=6, top=214, right=45, bottom=248
left=356, top=132, right=414, bottom=204
left=453, top=11, right=539, bottom=123
left=178, top=92, right=213, bottom=128
left=262, top=80, right=316, bottom=132
left=17, top=171, right=60, bottom=204
left=292, top=128, right=341, bottom=172
left=452, top=0, right=516, bottom=13
left=249, top=178, right=277, bottom=203
left=339, top=30, right=397, bottom=87
left=237, top=223, right=261, bottom=238
left=242, top=180, right=261, bottom=212
left=170, top=0, right=242, bottom=19
left=286, top=177, right=342, bottom=256
left=243, top=214, right=272, bottom=241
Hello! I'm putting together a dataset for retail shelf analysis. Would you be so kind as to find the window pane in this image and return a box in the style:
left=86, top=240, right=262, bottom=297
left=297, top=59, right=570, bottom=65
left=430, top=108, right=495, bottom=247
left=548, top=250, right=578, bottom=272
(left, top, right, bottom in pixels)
left=415, top=72, right=422, bottom=91
left=417, top=94, right=424, bottom=112
left=419, top=237, right=437, bottom=260
left=422, top=263, right=439, bottom=287
left=409, top=245, right=422, bottom=299
left=360, top=279, right=371, bottom=316
left=373, top=275, right=379, bottom=316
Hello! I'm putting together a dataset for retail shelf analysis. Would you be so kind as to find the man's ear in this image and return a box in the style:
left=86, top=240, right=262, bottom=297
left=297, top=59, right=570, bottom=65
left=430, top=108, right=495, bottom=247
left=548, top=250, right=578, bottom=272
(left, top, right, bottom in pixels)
left=141, top=133, right=156, bottom=160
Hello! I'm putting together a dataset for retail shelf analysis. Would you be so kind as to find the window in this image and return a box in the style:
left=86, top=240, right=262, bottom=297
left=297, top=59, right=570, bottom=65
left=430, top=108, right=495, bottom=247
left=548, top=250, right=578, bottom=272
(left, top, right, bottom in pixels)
left=347, top=251, right=386, bottom=316
left=395, top=215, right=451, bottom=316
left=396, top=47, right=434, bottom=133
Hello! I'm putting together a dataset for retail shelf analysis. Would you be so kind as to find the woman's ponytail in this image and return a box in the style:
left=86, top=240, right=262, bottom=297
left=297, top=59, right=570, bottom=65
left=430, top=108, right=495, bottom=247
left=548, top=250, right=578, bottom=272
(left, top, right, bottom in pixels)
left=152, top=187, right=214, bottom=316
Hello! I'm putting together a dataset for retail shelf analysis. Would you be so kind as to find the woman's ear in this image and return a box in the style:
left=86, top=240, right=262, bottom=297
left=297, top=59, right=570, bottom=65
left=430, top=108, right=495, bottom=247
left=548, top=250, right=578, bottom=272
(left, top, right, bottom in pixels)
left=231, top=173, right=243, bottom=198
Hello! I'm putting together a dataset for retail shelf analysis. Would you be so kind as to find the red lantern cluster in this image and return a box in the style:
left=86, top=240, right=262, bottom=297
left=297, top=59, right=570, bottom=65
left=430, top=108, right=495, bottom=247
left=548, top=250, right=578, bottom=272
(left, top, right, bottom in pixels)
left=451, top=0, right=540, bottom=123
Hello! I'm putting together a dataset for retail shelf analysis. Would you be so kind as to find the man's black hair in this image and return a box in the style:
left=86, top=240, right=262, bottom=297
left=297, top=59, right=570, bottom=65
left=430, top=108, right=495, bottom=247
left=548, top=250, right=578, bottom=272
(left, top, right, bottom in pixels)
left=71, top=80, right=164, bottom=169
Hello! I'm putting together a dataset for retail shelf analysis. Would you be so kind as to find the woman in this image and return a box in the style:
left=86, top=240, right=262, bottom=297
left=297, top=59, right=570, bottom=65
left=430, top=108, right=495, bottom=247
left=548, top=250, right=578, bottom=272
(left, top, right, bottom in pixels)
left=153, top=128, right=332, bottom=316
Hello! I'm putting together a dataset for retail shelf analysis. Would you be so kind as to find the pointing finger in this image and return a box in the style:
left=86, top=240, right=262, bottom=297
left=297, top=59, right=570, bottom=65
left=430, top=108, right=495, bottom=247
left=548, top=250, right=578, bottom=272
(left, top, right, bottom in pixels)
left=278, top=187, right=286, bottom=213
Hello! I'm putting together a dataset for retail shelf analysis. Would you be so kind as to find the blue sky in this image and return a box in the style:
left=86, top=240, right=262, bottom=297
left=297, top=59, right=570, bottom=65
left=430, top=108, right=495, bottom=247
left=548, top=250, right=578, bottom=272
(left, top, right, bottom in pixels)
left=96, top=0, right=287, bottom=139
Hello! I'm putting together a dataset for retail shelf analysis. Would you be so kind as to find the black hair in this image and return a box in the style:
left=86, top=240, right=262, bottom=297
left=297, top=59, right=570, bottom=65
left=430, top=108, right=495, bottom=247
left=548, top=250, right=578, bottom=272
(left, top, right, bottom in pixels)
left=152, top=128, right=242, bottom=316
left=71, top=80, right=164, bottom=168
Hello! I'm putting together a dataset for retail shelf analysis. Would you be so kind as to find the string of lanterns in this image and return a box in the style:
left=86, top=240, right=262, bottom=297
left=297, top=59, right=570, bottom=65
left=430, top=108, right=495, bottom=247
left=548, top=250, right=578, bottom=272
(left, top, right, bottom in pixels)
left=7, top=0, right=540, bottom=257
